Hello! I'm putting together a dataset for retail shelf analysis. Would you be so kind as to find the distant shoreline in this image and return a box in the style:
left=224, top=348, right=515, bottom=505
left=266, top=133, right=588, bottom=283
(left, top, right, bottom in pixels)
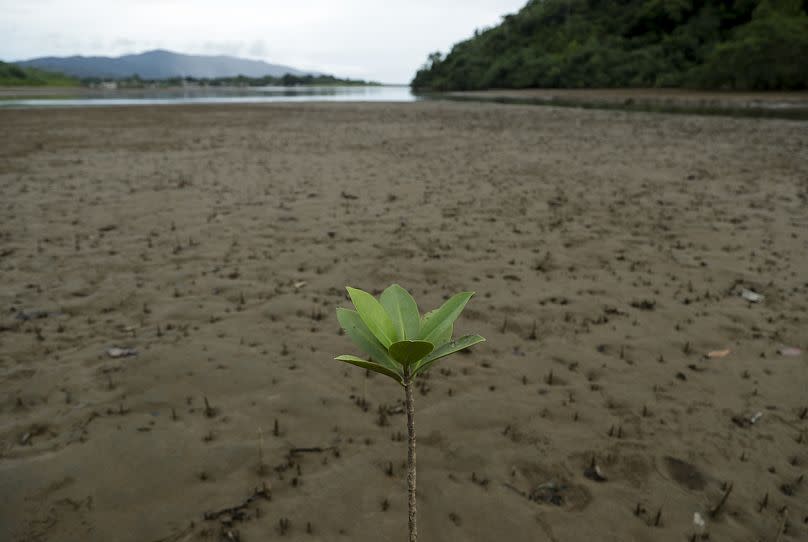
left=0, top=84, right=404, bottom=99
left=422, top=88, right=808, bottom=120
left=5, top=86, right=807, bottom=119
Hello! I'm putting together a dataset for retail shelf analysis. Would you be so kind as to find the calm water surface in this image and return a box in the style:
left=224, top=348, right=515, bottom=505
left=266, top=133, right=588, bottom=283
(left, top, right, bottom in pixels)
left=0, top=85, right=418, bottom=107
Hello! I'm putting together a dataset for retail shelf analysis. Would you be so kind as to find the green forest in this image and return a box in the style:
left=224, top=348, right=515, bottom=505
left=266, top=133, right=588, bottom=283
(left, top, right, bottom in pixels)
left=0, top=62, right=78, bottom=86
left=0, top=61, right=377, bottom=89
left=81, top=73, right=379, bottom=88
left=0, top=67, right=376, bottom=88
left=411, top=0, right=808, bottom=91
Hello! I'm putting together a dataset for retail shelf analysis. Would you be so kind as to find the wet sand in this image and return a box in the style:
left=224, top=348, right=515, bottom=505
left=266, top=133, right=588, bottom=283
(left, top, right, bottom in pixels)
left=1, top=102, right=806, bottom=541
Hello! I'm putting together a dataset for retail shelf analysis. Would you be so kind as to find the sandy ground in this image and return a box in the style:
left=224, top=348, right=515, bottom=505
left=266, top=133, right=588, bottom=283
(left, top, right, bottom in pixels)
left=0, top=102, right=806, bottom=542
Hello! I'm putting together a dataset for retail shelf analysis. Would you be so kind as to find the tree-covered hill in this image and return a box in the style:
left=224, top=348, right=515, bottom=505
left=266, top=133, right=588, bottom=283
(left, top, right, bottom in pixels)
left=412, top=0, right=808, bottom=91
left=0, top=62, right=78, bottom=86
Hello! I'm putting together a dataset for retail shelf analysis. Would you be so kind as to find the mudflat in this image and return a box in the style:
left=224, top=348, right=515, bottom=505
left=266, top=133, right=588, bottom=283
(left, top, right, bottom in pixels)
left=1, top=102, right=806, bottom=542
left=445, top=88, right=808, bottom=107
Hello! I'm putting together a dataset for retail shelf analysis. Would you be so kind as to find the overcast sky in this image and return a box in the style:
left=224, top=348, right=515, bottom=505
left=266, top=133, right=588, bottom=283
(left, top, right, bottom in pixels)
left=1, top=0, right=527, bottom=83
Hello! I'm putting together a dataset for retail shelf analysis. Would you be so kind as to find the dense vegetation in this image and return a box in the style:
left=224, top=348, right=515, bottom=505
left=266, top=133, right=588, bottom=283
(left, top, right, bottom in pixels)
left=412, top=0, right=808, bottom=91
left=81, top=73, right=379, bottom=88
left=1, top=58, right=375, bottom=89
left=0, top=61, right=78, bottom=86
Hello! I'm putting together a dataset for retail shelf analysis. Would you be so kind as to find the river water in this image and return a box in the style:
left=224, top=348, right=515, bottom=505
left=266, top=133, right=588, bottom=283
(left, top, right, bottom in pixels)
left=0, top=85, right=419, bottom=107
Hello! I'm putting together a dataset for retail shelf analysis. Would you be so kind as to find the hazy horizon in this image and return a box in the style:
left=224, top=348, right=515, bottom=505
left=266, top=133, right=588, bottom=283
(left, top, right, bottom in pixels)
left=1, top=0, right=527, bottom=83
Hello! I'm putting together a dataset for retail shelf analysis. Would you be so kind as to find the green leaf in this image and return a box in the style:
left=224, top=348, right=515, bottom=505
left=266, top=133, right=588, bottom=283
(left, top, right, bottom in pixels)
left=432, top=323, right=453, bottom=347
left=380, top=284, right=420, bottom=340
left=346, top=287, right=398, bottom=347
left=388, top=340, right=434, bottom=366
left=419, top=292, right=474, bottom=344
left=336, top=308, right=400, bottom=373
left=335, top=355, right=403, bottom=384
left=413, top=334, right=486, bottom=376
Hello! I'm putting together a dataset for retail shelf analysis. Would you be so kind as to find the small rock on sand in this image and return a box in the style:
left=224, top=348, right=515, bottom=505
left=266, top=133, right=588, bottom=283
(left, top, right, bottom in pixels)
left=107, top=347, right=138, bottom=358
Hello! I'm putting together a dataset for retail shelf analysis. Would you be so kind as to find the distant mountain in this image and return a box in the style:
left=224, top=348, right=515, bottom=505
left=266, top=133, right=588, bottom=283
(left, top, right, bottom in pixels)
left=16, top=49, right=311, bottom=80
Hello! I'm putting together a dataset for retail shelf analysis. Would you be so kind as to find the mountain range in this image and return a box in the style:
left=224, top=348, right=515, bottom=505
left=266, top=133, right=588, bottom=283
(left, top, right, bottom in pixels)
left=15, top=49, right=311, bottom=80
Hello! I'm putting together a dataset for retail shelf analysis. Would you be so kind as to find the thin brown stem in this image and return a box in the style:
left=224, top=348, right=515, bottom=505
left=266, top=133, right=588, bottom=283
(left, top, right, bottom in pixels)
left=404, top=375, right=417, bottom=542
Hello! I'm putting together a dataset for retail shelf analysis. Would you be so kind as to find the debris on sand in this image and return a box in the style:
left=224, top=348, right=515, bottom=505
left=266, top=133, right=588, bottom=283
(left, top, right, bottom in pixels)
left=778, top=346, right=802, bottom=357
left=584, top=458, right=607, bottom=482
left=732, top=411, right=763, bottom=428
left=107, top=347, right=138, bottom=358
left=705, top=349, right=731, bottom=359
left=740, top=289, right=764, bottom=303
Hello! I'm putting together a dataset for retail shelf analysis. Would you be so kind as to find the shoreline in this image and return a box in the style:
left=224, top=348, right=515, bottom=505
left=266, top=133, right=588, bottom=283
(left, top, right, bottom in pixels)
left=0, top=83, right=403, bottom=98
left=4, top=85, right=808, bottom=119
left=424, top=88, right=808, bottom=120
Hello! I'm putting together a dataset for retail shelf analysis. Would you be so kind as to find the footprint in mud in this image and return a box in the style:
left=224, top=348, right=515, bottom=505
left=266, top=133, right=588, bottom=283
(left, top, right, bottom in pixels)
left=508, top=462, right=593, bottom=512
left=663, top=456, right=707, bottom=491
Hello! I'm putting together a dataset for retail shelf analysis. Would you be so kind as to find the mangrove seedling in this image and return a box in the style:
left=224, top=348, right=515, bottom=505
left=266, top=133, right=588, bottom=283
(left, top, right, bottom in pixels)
left=335, top=284, right=485, bottom=542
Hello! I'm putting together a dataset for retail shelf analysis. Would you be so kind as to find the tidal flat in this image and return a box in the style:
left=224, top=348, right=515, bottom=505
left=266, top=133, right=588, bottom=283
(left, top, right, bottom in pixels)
left=1, top=102, right=806, bottom=541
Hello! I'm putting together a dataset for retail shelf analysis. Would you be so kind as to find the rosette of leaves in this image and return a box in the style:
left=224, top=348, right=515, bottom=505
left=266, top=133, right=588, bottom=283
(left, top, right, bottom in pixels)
left=335, top=284, right=485, bottom=542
